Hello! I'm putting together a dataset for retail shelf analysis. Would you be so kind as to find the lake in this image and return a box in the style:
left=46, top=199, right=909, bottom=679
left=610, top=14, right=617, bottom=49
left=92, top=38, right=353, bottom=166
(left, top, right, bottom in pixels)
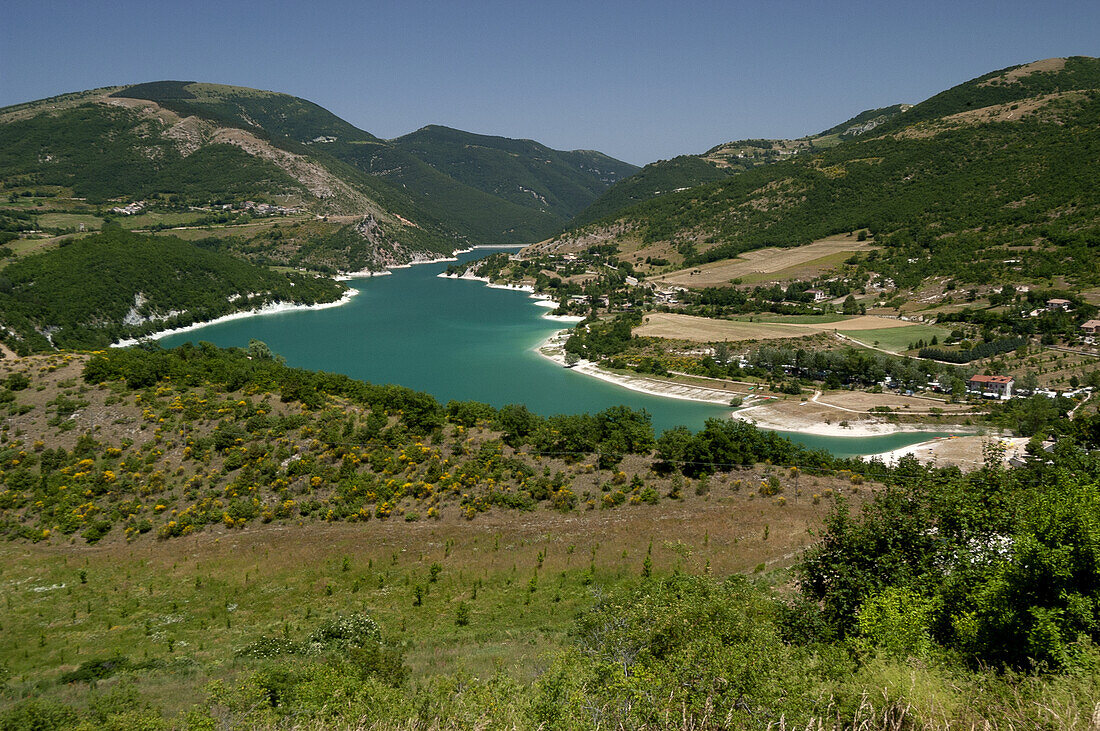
left=161, top=248, right=943, bottom=457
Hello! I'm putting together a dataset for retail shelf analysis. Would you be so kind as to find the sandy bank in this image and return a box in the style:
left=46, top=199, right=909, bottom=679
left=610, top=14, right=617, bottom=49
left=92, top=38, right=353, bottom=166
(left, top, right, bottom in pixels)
left=112, top=288, right=359, bottom=347
left=534, top=329, right=981, bottom=440
left=338, top=242, right=515, bottom=279
left=862, top=436, right=1027, bottom=469
left=728, top=402, right=947, bottom=438
left=534, top=330, right=744, bottom=406
left=435, top=271, right=533, bottom=292
left=334, top=269, right=392, bottom=280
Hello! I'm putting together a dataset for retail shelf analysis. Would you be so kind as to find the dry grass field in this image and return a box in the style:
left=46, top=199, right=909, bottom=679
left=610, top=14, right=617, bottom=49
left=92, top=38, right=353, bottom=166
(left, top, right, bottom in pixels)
left=0, top=461, right=858, bottom=714
left=635, top=312, right=919, bottom=343
left=651, top=236, right=874, bottom=288
left=813, top=390, right=970, bottom=413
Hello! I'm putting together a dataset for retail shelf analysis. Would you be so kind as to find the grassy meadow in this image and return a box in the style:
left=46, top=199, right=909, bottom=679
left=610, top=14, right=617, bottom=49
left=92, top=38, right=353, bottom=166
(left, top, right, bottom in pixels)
left=842, top=324, right=951, bottom=353
left=1, top=484, right=832, bottom=724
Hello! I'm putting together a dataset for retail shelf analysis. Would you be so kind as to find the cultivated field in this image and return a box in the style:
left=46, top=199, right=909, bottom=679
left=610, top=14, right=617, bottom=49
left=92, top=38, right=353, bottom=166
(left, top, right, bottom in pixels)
left=652, top=236, right=874, bottom=288
left=635, top=312, right=920, bottom=343
left=841, top=324, right=952, bottom=352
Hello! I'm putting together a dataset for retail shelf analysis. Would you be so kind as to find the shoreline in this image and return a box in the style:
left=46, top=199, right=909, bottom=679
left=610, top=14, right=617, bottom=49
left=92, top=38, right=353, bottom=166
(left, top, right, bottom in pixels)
left=533, top=330, right=745, bottom=406
left=533, top=328, right=981, bottom=439
left=336, top=243, right=520, bottom=280
left=437, top=272, right=585, bottom=323
left=112, top=288, right=359, bottom=347
left=113, top=243, right=519, bottom=347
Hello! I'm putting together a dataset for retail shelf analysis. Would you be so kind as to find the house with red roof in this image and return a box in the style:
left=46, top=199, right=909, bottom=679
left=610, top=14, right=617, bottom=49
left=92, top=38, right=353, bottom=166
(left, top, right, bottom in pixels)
left=966, top=374, right=1014, bottom=399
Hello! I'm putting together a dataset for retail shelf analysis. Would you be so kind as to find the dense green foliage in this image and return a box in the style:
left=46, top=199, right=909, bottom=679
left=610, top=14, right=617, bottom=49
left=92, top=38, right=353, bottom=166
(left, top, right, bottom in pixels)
left=571, top=154, right=732, bottom=227
left=655, top=418, right=835, bottom=476
left=919, top=336, right=1027, bottom=363
left=802, top=436, right=1100, bottom=670
left=0, top=229, right=344, bottom=351
left=392, top=125, right=637, bottom=222
left=0, top=343, right=883, bottom=543
left=571, top=105, right=910, bottom=227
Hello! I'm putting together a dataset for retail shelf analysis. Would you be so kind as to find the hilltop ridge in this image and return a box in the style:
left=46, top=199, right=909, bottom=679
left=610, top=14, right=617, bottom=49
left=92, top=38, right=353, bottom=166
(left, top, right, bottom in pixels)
left=552, top=56, right=1100, bottom=293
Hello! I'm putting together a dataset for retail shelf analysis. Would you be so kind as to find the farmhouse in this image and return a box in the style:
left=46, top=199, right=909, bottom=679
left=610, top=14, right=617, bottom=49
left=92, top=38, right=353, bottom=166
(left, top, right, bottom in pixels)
left=967, top=374, right=1014, bottom=399
left=805, top=288, right=828, bottom=302
left=1047, top=298, right=1072, bottom=311
left=1081, top=319, right=1100, bottom=335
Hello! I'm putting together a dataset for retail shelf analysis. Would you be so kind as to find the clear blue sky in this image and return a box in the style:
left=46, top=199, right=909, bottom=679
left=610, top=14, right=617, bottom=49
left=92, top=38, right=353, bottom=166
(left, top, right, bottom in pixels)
left=2, top=0, right=1096, bottom=165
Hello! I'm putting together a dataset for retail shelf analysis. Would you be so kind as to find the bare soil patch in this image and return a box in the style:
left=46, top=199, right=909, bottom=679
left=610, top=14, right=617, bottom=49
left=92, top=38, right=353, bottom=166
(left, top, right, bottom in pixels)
left=814, top=390, right=970, bottom=414
left=652, top=236, right=873, bottom=288
left=635, top=312, right=916, bottom=343
left=978, top=58, right=1066, bottom=86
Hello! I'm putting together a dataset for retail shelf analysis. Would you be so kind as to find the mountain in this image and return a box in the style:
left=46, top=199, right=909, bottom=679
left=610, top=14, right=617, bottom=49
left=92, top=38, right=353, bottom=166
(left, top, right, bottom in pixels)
left=390, top=125, right=637, bottom=224
left=0, top=81, right=636, bottom=250
left=570, top=106, right=909, bottom=227
left=0, top=81, right=458, bottom=268
left=551, top=57, right=1100, bottom=289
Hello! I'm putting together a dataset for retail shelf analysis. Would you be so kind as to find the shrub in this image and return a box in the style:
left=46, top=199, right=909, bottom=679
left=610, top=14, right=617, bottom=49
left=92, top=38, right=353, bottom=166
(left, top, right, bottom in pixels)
left=856, top=586, right=933, bottom=658
left=236, top=636, right=303, bottom=659
left=307, top=613, right=381, bottom=653
left=58, top=655, right=131, bottom=684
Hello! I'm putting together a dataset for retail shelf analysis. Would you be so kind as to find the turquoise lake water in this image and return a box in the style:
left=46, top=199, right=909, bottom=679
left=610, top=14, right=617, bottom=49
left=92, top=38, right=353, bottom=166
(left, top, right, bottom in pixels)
left=161, top=249, right=945, bottom=457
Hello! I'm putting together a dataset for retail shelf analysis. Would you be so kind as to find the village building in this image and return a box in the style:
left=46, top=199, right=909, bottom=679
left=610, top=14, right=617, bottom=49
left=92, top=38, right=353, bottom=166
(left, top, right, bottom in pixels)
left=1047, top=298, right=1072, bottom=311
left=805, top=288, right=828, bottom=302
left=1081, top=319, right=1100, bottom=335
left=966, top=374, right=1014, bottom=399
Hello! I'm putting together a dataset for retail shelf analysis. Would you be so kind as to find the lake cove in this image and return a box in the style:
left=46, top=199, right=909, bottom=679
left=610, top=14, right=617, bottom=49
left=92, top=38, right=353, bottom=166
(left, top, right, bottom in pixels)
left=161, top=249, right=943, bottom=457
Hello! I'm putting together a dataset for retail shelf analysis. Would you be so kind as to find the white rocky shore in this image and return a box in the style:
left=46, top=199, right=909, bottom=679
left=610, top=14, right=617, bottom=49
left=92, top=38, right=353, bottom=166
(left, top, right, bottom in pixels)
left=112, top=288, right=359, bottom=347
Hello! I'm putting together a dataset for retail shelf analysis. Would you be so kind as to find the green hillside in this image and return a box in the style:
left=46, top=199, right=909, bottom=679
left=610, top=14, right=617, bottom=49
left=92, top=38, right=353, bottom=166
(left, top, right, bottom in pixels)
left=557, top=57, right=1100, bottom=288
left=0, top=103, right=305, bottom=204
left=3, top=346, right=1100, bottom=727
left=571, top=154, right=733, bottom=227
left=327, top=138, right=565, bottom=242
left=571, top=106, right=909, bottom=227
left=1, top=81, right=636, bottom=249
left=110, top=83, right=636, bottom=243
left=815, top=103, right=911, bottom=139
left=391, top=125, right=637, bottom=222
left=0, top=228, right=345, bottom=352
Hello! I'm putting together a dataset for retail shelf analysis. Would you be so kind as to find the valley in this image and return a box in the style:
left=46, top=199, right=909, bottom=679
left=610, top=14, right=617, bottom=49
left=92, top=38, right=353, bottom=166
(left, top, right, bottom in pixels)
left=3, top=54, right=1100, bottom=729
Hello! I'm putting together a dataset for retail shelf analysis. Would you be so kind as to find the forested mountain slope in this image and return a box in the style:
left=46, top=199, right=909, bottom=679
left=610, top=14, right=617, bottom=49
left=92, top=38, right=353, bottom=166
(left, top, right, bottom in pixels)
left=1, top=81, right=635, bottom=247
left=109, top=82, right=635, bottom=243
left=570, top=106, right=910, bottom=227
left=556, top=57, right=1100, bottom=288
left=0, top=82, right=459, bottom=262
left=0, top=228, right=345, bottom=352
left=391, top=125, right=636, bottom=223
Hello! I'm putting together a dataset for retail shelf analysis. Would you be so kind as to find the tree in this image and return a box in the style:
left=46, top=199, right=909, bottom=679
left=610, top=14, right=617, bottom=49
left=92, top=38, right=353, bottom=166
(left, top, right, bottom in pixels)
left=496, top=404, right=539, bottom=447
left=248, top=339, right=274, bottom=361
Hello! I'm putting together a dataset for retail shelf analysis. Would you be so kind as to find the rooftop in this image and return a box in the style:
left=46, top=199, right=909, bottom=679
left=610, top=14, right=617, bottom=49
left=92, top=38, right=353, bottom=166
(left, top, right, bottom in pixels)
left=968, top=374, right=1014, bottom=384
